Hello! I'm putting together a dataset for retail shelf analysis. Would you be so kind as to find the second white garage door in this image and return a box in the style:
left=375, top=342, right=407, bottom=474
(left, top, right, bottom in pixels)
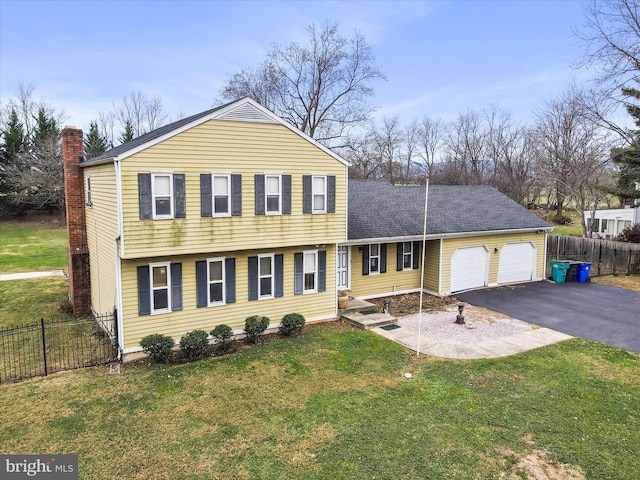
left=450, top=246, right=489, bottom=293
left=497, top=242, right=536, bottom=284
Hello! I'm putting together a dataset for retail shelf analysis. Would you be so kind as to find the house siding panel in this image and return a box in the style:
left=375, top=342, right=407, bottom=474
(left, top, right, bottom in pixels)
left=83, top=163, right=119, bottom=315
left=119, top=245, right=337, bottom=351
left=439, top=232, right=546, bottom=295
left=120, top=121, right=347, bottom=259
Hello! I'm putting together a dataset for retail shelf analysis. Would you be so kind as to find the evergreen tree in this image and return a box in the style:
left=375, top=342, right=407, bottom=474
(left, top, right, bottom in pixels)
left=119, top=120, right=135, bottom=144
left=1, top=107, right=26, bottom=163
left=84, top=121, right=109, bottom=158
left=609, top=84, right=640, bottom=204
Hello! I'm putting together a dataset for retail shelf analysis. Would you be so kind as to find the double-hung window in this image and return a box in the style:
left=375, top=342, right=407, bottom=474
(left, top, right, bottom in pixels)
left=152, top=174, right=173, bottom=219
left=84, top=175, right=92, bottom=207
left=212, top=174, right=230, bottom=216
left=258, top=254, right=274, bottom=298
left=137, top=262, right=182, bottom=315
left=369, top=244, right=380, bottom=274
left=304, top=251, right=318, bottom=293
left=265, top=175, right=281, bottom=214
left=402, top=242, right=413, bottom=270
left=207, top=258, right=225, bottom=305
left=312, top=176, right=327, bottom=213
left=294, top=250, right=326, bottom=295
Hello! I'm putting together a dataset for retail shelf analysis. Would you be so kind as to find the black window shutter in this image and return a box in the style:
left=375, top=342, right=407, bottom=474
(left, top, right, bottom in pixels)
left=361, top=244, right=370, bottom=276
left=225, top=258, right=236, bottom=304
left=413, top=241, right=421, bottom=270
left=138, top=173, right=152, bottom=220
left=254, top=175, right=265, bottom=215
left=275, top=254, right=284, bottom=297
left=171, top=263, right=182, bottom=310
left=196, top=261, right=207, bottom=307
left=174, top=174, right=186, bottom=218
left=318, top=250, right=326, bottom=292
left=294, top=253, right=303, bottom=295
left=248, top=256, right=258, bottom=300
left=380, top=244, right=387, bottom=273
left=282, top=175, right=292, bottom=214
left=327, top=176, right=336, bottom=213
left=302, top=175, right=312, bottom=213
left=137, top=265, right=151, bottom=315
left=396, top=242, right=403, bottom=271
left=200, top=174, right=212, bottom=218
left=231, top=174, right=242, bottom=216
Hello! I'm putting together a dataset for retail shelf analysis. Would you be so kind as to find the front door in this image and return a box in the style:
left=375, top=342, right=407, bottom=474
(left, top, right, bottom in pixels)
left=336, top=245, right=350, bottom=290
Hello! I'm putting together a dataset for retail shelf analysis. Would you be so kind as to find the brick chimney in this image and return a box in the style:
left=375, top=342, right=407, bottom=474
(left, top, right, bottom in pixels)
left=62, top=126, right=91, bottom=317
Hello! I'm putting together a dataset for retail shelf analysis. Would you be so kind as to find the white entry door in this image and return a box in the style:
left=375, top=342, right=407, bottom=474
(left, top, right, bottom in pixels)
left=336, top=245, right=350, bottom=290
left=497, top=242, right=536, bottom=284
left=450, top=246, right=489, bottom=293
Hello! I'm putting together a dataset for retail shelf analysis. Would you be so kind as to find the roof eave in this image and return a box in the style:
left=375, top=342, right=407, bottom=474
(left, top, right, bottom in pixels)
left=344, top=227, right=552, bottom=245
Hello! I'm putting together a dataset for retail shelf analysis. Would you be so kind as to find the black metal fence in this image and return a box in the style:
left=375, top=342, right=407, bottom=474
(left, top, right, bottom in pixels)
left=547, top=235, right=640, bottom=276
left=0, top=313, right=118, bottom=384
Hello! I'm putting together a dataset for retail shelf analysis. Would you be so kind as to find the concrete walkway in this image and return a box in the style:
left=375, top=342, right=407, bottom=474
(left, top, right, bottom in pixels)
left=0, top=270, right=66, bottom=281
left=371, top=324, right=573, bottom=359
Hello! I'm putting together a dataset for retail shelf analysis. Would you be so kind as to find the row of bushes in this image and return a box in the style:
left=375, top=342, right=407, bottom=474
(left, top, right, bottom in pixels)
left=139, top=313, right=306, bottom=363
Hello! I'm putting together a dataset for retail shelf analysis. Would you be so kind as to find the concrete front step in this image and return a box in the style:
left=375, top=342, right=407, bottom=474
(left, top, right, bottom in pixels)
left=342, top=311, right=397, bottom=330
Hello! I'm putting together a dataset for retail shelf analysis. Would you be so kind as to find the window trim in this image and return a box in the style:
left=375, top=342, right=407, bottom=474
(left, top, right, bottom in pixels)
left=84, top=175, right=92, bottom=207
left=264, top=174, right=282, bottom=215
left=369, top=243, right=381, bottom=275
left=312, top=175, right=327, bottom=214
left=206, top=257, right=226, bottom=306
left=211, top=173, right=231, bottom=217
left=258, top=253, right=275, bottom=299
left=151, top=173, right=174, bottom=219
left=402, top=242, right=413, bottom=271
left=303, top=250, right=318, bottom=294
left=150, top=261, right=172, bottom=315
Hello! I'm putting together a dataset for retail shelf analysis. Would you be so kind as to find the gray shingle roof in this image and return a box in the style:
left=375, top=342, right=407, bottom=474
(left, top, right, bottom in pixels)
left=348, top=180, right=551, bottom=240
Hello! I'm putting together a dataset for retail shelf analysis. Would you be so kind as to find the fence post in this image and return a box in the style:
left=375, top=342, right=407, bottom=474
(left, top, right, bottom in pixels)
left=41, top=318, right=48, bottom=376
left=598, top=243, right=602, bottom=277
left=613, top=248, right=617, bottom=276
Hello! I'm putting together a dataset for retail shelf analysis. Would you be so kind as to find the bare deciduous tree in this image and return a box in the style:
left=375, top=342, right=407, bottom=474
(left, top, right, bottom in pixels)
left=220, top=20, right=385, bottom=146
left=113, top=91, right=168, bottom=139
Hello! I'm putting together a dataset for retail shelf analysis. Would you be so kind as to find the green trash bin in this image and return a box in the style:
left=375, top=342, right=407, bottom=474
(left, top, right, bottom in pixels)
left=552, top=262, right=570, bottom=283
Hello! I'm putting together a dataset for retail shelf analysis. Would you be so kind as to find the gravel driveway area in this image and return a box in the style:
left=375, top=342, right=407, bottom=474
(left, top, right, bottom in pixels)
left=398, top=304, right=532, bottom=345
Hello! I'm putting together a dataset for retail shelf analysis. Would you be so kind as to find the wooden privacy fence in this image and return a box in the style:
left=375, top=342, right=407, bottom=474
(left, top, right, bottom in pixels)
left=547, top=235, right=640, bottom=276
left=0, top=313, right=118, bottom=384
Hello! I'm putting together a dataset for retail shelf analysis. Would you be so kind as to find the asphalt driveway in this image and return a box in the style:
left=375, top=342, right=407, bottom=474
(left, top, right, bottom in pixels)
left=457, top=281, right=640, bottom=353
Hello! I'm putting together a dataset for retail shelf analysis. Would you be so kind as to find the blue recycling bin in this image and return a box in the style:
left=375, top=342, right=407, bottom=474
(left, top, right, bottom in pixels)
left=578, top=263, right=592, bottom=282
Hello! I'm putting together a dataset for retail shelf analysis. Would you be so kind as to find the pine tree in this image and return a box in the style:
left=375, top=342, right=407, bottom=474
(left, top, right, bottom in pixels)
left=119, top=120, right=135, bottom=145
left=1, top=107, right=26, bottom=164
left=84, top=121, right=109, bottom=159
left=610, top=85, right=640, bottom=204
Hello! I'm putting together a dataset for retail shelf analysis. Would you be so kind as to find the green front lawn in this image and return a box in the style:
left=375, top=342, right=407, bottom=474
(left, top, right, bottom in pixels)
left=0, top=325, right=638, bottom=479
left=0, top=220, right=67, bottom=273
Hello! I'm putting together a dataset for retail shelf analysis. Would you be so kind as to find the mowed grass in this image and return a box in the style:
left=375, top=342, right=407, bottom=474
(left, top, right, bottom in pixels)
left=591, top=274, right=640, bottom=292
left=0, top=219, right=68, bottom=273
left=0, top=277, right=70, bottom=327
left=0, top=324, right=638, bottom=479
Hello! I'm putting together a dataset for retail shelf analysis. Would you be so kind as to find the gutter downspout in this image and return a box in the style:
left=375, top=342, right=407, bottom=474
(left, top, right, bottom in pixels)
left=114, top=159, right=125, bottom=359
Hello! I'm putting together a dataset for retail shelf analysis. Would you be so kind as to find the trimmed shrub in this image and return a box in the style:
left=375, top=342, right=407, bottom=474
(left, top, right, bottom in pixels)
left=180, top=329, right=209, bottom=360
left=244, top=315, right=270, bottom=344
left=140, top=333, right=174, bottom=363
left=279, top=312, right=306, bottom=336
left=210, top=324, right=236, bottom=354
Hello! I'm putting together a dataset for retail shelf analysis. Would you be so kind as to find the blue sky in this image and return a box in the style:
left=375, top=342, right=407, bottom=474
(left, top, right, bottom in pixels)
left=1, top=0, right=591, bottom=132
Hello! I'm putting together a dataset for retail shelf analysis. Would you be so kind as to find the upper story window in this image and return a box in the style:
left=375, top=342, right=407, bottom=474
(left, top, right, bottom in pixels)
left=152, top=174, right=173, bottom=219
left=213, top=174, right=230, bottom=216
left=138, top=173, right=186, bottom=220
left=265, top=175, right=281, bottom=214
left=303, top=175, right=336, bottom=214
left=254, top=174, right=291, bottom=216
left=201, top=173, right=242, bottom=218
left=312, top=176, right=326, bottom=213
left=84, top=175, right=92, bottom=207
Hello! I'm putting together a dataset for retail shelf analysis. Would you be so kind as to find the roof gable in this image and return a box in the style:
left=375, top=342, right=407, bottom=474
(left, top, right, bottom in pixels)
left=347, top=181, right=552, bottom=241
left=82, top=98, right=349, bottom=166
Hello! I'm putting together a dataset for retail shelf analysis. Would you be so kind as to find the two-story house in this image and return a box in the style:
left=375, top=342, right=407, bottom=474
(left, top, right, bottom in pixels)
left=63, top=98, right=347, bottom=360
left=62, top=97, right=552, bottom=361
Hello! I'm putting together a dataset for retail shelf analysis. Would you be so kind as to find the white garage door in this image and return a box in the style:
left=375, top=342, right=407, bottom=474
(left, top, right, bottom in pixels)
left=497, top=242, right=536, bottom=284
left=450, top=246, right=489, bottom=293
